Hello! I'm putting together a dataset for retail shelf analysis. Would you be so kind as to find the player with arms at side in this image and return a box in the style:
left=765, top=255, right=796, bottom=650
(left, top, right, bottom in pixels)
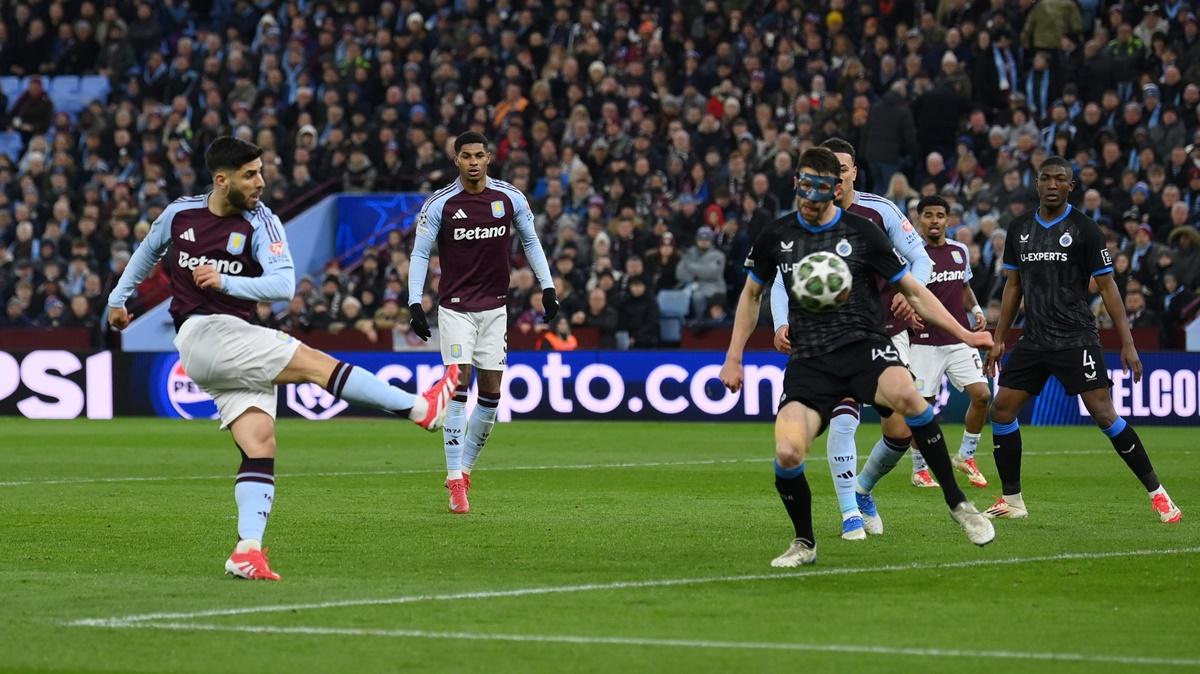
left=985, top=156, right=1182, bottom=523
left=723, top=147, right=995, bottom=567
left=904, top=196, right=991, bottom=486
left=408, top=131, right=557, bottom=514
left=107, top=137, right=459, bottom=581
left=769, top=138, right=934, bottom=541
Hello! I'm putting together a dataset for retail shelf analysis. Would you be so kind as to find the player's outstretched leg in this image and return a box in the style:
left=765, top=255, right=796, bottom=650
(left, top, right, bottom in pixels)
left=771, top=402, right=820, bottom=567
left=986, top=387, right=1031, bottom=519
left=1082, top=390, right=1182, bottom=524
left=225, top=413, right=281, bottom=581
left=877, top=367, right=993, bottom=546
left=826, top=401, right=865, bottom=540
left=854, top=434, right=910, bottom=535
left=276, top=343, right=458, bottom=430
left=952, top=382, right=991, bottom=488
left=461, top=390, right=499, bottom=478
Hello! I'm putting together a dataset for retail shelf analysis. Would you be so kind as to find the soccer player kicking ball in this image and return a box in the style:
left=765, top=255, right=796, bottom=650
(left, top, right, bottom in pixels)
left=408, top=132, right=557, bottom=514
left=985, top=156, right=1182, bottom=524
left=107, top=137, right=459, bottom=580
left=769, top=138, right=934, bottom=541
left=906, top=196, right=991, bottom=486
left=721, top=148, right=995, bottom=568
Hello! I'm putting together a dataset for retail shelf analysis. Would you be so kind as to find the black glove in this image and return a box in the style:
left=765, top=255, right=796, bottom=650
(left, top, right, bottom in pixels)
left=542, top=287, right=559, bottom=322
left=409, top=303, right=431, bottom=341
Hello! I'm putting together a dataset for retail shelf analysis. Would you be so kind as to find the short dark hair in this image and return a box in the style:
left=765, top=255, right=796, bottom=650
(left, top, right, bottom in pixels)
left=917, top=195, right=950, bottom=214
left=819, top=138, right=856, bottom=162
left=205, top=137, right=263, bottom=173
left=1038, top=155, right=1074, bottom=178
left=454, top=131, right=490, bottom=153
left=797, top=147, right=840, bottom=178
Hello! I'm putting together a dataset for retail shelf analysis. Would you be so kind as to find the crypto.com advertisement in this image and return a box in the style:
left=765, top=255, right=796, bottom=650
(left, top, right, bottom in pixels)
left=4, top=349, right=1200, bottom=426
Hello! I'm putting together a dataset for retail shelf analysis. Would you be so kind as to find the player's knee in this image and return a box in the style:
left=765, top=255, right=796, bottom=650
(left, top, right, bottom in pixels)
left=775, top=443, right=806, bottom=468
left=970, top=388, right=991, bottom=407
left=892, top=391, right=928, bottom=418
left=990, top=407, right=1016, bottom=425
left=239, top=435, right=276, bottom=458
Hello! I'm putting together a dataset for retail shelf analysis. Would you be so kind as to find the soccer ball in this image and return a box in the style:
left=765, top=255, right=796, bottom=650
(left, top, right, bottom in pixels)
left=791, top=251, right=852, bottom=312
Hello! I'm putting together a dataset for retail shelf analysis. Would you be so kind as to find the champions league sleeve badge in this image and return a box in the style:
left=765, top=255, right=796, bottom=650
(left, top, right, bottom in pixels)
left=1059, top=232, right=1073, bottom=247
left=227, top=232, right=247, bottom=255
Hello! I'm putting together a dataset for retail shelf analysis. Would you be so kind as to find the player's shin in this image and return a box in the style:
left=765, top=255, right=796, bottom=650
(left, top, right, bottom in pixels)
left=444, top=387, right=468, bottom=480
left=826, top=404, right=861, bottom=519
left=234, top=448, right=275, bottom=543
left=905, top=406, right=967, bottom=508
left=775, top=461, right=814, bottom=544
left=462, top=391, right=499, bottom=473
left=326, top=360, right=420, bottom=416
left=1101, top=417, right=1160, bottom=491
left=991, top=419, right=1024, bottom=496
left=856, top=435, right=910, bottom=493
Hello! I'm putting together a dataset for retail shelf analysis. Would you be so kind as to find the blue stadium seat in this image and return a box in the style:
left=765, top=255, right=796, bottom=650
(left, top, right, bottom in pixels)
left=657, top=289, right=690, bottom=343
left=0, top=131, right=25, bottom=161
left=79, top=76, right=110, bottom=103
left=51, top=75, right=80, bottom=95
left=0, top=77, right=19, bottom=110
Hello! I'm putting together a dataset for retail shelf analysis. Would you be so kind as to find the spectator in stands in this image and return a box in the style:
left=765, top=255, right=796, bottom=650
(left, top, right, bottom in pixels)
left=10, top=76, right=53, bottom=139
left=537, top=315, right=578, bottom=351
left=572, top=287, right=618, bottom=349
left=1125, top=288, right=1159, bottom=328
left=1126, top=223, right=1169, bottom=281
left=516, top=291, right=550, bottom=336
left=1, top=296, right=31, bottom=326
left=618, top=276, right=659, bottom=348
left=677, top=226, right=726, bottom=317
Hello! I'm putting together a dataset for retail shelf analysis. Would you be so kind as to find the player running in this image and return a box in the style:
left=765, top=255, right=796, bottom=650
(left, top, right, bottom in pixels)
left=722, top=147, right=995, bottom=567
left=769, top=138, right=933, bottom=541
left=407, top=131, right=557, bottom=514
left=107, top=137, right=459, bottom=581
left=985, top=156, right=1182, bottom=523
left=904, top=196, right=991, bottom=486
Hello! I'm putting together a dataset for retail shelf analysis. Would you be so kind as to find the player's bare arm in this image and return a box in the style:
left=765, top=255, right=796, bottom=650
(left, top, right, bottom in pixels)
left=963, top=283, right=985, bottom=331
left=985, top=270, right=1024, bottom=376
left=721, top=276, right=765, bottom=393
left=1096, top=272, right=1143, bottom=382
left=895, top=273, right=992, bottom=350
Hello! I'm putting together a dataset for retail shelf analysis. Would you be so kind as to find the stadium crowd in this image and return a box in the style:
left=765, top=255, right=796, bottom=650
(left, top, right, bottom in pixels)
left=1, top=0, right=1199, bottom=348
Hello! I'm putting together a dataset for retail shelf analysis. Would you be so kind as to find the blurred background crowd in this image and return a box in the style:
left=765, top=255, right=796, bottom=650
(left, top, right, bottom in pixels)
left=1, top=0, right=1199, bottom=348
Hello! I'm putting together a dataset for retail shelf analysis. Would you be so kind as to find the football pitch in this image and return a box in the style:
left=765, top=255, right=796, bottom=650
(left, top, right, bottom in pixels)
left=1, top=418, right=1197, bottom=673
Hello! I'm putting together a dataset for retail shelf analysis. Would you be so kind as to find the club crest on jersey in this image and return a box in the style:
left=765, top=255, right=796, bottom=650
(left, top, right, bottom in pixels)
left=835, top=239, right=853, bottom=257
left=951, top=249, right=963, bottom=264
left=491, top=200, right=506, bottom=218
left=1059, top=232, right=1073, bottom=247
left=226, top=232, right=247, bottom=255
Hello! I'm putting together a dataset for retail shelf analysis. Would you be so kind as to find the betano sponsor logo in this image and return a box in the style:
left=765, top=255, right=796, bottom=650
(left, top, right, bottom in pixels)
left=453, top=225, right=508, bottom=241
left=928, top=269, right=967, bottom=283
left=177, top=251, right=245, bottom=275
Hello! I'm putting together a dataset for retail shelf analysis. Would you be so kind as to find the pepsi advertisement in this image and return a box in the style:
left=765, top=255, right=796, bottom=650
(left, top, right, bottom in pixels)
left=113, top=349, right=1200, bottom=426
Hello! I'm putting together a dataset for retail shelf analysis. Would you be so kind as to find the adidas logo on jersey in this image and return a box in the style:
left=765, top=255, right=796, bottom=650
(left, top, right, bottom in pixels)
left=451, top=209, right=469, bottom=220
left=180, top=228, right=196, bottom=242
left=453, top=225, right=507, bottom=241
left=177, top=251, right=245, bottom=275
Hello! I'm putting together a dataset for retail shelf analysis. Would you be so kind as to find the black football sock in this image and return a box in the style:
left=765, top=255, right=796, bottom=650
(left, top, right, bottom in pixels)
left=1101, top=417, right=1160, bottom=491
left=991, top=419, right=1023, bottom=496
left=774, top=461, right=814, bottom=544
left=905, top=407, right=966, bottom=509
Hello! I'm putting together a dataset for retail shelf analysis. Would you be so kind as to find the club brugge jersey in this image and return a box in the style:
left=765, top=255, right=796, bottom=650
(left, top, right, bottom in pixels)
left=1002, top=205, right=1112, bottom=350
left=746, top=208, right=909, bottom=360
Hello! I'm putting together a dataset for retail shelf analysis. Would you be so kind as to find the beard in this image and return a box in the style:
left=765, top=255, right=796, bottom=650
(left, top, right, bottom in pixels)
left=226, top=185, right=257, bottom=211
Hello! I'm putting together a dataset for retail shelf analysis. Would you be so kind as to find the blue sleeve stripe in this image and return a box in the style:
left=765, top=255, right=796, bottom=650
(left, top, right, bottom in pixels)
left=888, top=264, right=910, bottom=284
left=1002, top=263, right=1019, bottom=271
left=748, top=270, right=766, bottom=285
left=1092, top=266, right=1113, bottom=277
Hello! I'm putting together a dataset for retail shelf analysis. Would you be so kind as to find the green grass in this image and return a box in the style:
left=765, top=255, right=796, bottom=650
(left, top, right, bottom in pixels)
left=0, top=418, right=1197, bottom=674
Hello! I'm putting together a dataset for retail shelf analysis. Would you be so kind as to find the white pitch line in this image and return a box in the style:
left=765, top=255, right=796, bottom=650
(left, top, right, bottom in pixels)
left=0, top=458, right=759, bottom=487
left=72, top=622, right=1200, bottom=667
left=73, top=546, right=1200, bottom=627
left=1, top=448, right=1147, bottom=487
